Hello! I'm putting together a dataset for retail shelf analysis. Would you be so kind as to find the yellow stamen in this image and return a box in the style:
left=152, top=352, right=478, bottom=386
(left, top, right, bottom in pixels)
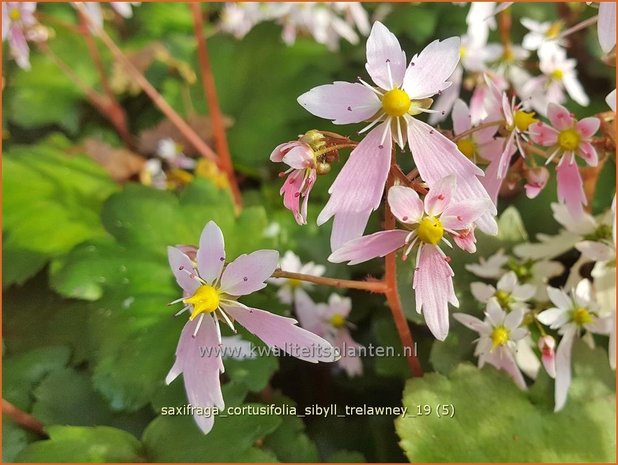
left=408, top=97, right=434, bottom=116
left=491, top=326, right=510, bottom=348
left=551, top=69, right=564, bottom=81
left=456, top=138, right=476, bottom=159
left=571, top=307, right=592, bottom=326
left=546, top=22, right=562, bottom=39
left=495, top=290, right=513, bottom=310
left=288, top=278, right=302, bottom=288
left=9, top=8, right=21, bottom=21
left=513, top=110, right=538, bottom=132
left=557, top=128, right=581, bottom=151
left=459, top=46, right=467, bottom=58
left=417, top=216, right=444, bottom=245
left=329, top=314, right=346, bottom=329
left=184, top=285, right=220, bottom=320
left=382, top=89, right=411, bottom=117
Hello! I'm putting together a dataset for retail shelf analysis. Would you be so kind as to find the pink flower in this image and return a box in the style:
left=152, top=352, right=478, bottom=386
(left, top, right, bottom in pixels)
left=451, top=99, right=504, bottom=164
left=597, top=1, right=616, bottom=54
left=270, top=140, right=317, bottom=225
left=523, top=166, right=549, bottom=199
left=538, top=335, right=556, bottom=378
left=2, top=2, right=38, bottom=70
left=529, top=102, right=600, bottom=217
left=167, top=221, right=336, bottom=434
left=453, top=302, right=529, bottom=389
left=295, top=292, right=363, bottom=377
left=297, top=21, right=496, bottom=250
left=329, top=176, right=492, bottom=340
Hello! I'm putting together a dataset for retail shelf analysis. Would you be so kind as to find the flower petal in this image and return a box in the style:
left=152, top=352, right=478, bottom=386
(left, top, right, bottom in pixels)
left=554, top=326, right=576, bottom=411
left=577, top=141, right=598, bottom=167
left=529, top=121, right=558, bottom=147
left=297, top=81, right=381, bottom=124
left=452, top=99, right=472, bottom=135
left=168, top=246, right=199, bottom=295
left=453, top=312, right=487, bottom=333
left=222, top=303, right=338, bottom=363
left=402, top=37, right=461, bottom=99
left=197, top=221, right=226, bottom=284
left=556, top=157, right=586, bottom=218
left=413, top=245, right=458, bottom=341
left=220, top=250, right=279, bottom=296
left=441, top=199, right=493, bottom=231
left=547, top=102, right=574, bottom=131
left=329, top=209, right=374, bottom=252
left=365, top=21, right=407, bottom=89
left=328, top=229, right=408, bottom=265
left=597, top=1, right=616, bottom=53
left=387, top=186, right=424, bottom=224
left=425, top=175, right=456, bottom=216
left=406, top=117, right=498, bottom=234
left=537, top=307, right=569, bottom=329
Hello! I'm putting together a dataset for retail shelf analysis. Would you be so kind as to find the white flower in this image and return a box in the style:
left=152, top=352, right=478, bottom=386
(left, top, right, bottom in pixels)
left=454, top=301, right=529, bottom=389
left=520, top=17, right=566, bottom=52
left=471, top=271, right=536, bottom=312
left=268, top=251, right=326, bottom=304
left=537, top=280, right=612, bottom=411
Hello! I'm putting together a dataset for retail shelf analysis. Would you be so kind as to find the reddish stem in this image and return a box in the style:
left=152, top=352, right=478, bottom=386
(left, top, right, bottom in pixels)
left=272, top=270, right=388, bottom=293
left=2, top=399, right=47, bottom=438
left=190, top=3, right=242, bottom=209
left=384, top=153, right=424, bottom=378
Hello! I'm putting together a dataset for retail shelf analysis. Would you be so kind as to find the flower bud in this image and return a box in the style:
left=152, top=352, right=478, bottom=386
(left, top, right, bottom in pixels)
left=538, top=335, right=556, bottom=379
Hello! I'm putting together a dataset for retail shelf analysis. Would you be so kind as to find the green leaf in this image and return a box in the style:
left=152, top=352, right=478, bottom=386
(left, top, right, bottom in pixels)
left=371, top=316, right=410, bottom=379
left=3, top=136, right=117, bottom=287
left=3, top=347, right=71, bottom=411
left=31, top=368, right=153, bottom=437
left=3, top=419, right=38, bottom=462
left=327, top=450, right=367, bottom=462
left=397, top=356, right=615, bottom=462
left=142, top=405, right=281, bottom=461
left=15, top=426, right=144, bottom=463
left=495, top=206, right=529, bottom=243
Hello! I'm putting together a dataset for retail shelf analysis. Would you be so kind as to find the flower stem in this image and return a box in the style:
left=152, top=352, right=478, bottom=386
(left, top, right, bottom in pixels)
left=452, top=120, right=505, bottom=142
left=75, top=2, right=219, bottom=164
left=2, top=399, right=47, bottom=438
left=384, top=152, right=424, bottom=378
left=271, top=270, right=388, bottom=293
left=559, top=15, right=598, bottom=39
left=190, top=3, right=243, bottom=209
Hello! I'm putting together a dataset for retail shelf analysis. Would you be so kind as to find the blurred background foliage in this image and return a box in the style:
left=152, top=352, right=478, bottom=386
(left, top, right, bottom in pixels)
left=2, top=2, right=615, bottom=462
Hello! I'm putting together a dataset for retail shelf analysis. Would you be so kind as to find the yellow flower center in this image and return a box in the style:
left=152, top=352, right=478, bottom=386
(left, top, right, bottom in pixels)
left=551, top=69, right=564, bottom=81
left=571, top=307, right=592, bottom=326
left=513, top=110, right=538, bottom=132
left=382, top=89, right=411, bottom=117
left=9, top=8, right=21, bottom=21
left=288, top=278, right=302, bottom=288
left=502, top=46, right=515, bottom=63
left=558, top=128, right=581, bottom=151
left=546, top=22, right=562, bottom=39
left=417, top=216, right=444, bottom=245
left=329, top=314, right=346, bottom=329
left=456, top=138, right=476, bottom=159
left=491, top=326, right=510, bottom=348
left=459, top=46, right=467, bottom=58
left=184, top=285, right=220, bottom=320
left=495, top=290, right=513, bottom=309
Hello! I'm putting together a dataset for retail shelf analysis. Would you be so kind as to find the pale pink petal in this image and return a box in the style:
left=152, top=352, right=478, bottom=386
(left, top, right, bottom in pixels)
left=387, top=186, right=423, bottom=224
left=470, top=282, right=495, bottom=302
left=547, top=286, right=572, bottom=311
left=294, top=289, right=324, bottom=335
left=452, top=226, right=477, bottom=253
left=222, top=303, right=337, bottom=363
left=576, top=117, right=600, bottom=138
left=297, top=82, right=381, bottom=124
left=425, top=175, right=456, bottom=216
left=197, top=221, right=225, bottom=284
left=270, top=142, right=297, bottom=162
left=428, top=66, right=463, bottom=125
left=168, top=246, right=199, bottom=295
left=598, top=2, right=616, bottom=53
left=476, top=138, right=506, bottom=163
left=554, top=326, right=576, bottom=411
left=452, top=312, right=488, bottom=333
left=167, top=315, right=224, bottom=434
left=220, top=250, right=279, bottom=296
left=529, top=121, right=558, bottom=147
left=606, top=89, right=616, bottom=112
left=494, top=347, right=527, bottom=390
left=577, top=141, right=598, bottom=167
left=111, top=2, right=134, bottom=18
left=282, top=145, right=314, bottom=170
left=329, top=209, right=373, bottom=252
left=537, top=308, right=570, bottom=329
left=280, top=170, right=305, bottom=224
left=556, top=157, right=586, bottom=218
left=575, top=240, right=614, bottom=262
left=563, top=73, right=589, bottom=107
left=406, top=117, right=498, bottom=234
left=335, top=330, right=363, bottom=377
left=504, top=308, right=524, bottom=329
left=413, top=245, right=458, bottom=341
left=328, top=229, right=408, bottom=265
left=452, top=99, right=472, bottom=135
left=441, top=199, right=492, bottom=231
left=365, top=21, right=406, bottom=89
left=547, top=102, right=574, bottom=131
left=402, top=37, right=461, bottom=100
left=318, top=125, right=392, bottom=245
